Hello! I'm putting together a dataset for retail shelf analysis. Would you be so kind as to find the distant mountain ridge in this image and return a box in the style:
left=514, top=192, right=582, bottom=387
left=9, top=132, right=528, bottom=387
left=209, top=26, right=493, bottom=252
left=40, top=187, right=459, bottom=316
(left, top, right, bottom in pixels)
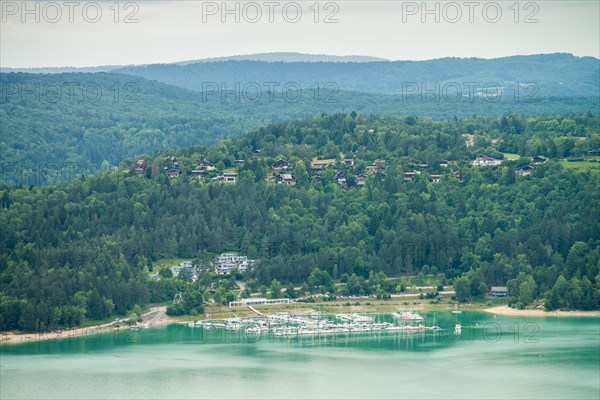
left=175, top=52, right=390, bottom=64
left=0, top=52, right=388, bottom=73
left=114, top=53, right=599, bottom=97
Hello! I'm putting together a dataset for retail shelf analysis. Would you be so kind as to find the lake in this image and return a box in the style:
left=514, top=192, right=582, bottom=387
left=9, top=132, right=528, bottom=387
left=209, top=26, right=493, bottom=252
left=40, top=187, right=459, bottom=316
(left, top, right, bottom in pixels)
left=1, top=311, right=599, bottom=399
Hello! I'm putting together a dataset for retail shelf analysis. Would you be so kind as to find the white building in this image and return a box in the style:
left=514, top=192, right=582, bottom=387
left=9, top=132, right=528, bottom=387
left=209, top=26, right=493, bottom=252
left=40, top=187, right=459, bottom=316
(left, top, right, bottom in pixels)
left=212, top=173, right=237, bottom=184
left=171, top=261, right=195, bottom=277
left=472, top=156, right=502, bottom=167
left=229, top=298, right=290, bottom=307
left=215, top=253, right=255, bottom=274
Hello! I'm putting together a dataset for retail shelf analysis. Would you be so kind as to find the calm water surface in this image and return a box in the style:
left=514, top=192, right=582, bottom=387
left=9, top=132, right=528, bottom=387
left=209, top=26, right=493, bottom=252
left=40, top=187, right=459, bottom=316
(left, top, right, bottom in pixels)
left=1, top=311, right=598, bottom=399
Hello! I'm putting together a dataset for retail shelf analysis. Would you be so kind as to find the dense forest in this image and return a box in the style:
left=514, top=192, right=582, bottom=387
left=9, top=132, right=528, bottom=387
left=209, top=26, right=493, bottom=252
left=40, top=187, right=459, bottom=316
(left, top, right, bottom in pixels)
left=1, top=113, right=599, bottom=331
left=2, top=66, right=598, bottom=185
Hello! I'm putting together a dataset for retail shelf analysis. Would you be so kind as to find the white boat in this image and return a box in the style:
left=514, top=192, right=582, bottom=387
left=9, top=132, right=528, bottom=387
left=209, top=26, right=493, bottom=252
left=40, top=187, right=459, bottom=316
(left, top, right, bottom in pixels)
left=454, top=323, right=462, bottom=334
left=392, top=311, right=424, bottom=321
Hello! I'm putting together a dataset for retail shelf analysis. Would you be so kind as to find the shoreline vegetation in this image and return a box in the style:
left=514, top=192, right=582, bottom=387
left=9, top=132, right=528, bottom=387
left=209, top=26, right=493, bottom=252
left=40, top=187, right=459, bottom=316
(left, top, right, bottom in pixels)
left=2, top=302, right=598, bottom=345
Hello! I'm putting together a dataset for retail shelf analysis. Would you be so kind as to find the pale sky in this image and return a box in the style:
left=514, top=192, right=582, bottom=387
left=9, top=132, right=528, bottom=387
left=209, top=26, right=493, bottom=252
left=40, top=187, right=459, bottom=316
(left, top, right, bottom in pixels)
left=1, top=0, right=599, bottom=67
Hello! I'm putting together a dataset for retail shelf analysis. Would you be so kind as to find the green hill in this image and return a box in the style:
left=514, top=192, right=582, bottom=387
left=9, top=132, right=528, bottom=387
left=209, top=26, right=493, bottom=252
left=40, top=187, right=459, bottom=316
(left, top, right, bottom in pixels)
left=1, top=113, right=599, bottom=331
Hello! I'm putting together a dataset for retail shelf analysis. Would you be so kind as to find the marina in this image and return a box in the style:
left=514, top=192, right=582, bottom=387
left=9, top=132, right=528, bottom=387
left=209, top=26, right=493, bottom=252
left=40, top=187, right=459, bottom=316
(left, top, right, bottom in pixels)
left=183, top=312, right=441, bottom=338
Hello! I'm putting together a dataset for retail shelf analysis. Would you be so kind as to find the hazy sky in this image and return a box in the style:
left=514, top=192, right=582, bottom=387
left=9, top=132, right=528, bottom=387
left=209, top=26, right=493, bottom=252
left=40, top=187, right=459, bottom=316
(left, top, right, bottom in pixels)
left=1, top=0, right=599, bottom=67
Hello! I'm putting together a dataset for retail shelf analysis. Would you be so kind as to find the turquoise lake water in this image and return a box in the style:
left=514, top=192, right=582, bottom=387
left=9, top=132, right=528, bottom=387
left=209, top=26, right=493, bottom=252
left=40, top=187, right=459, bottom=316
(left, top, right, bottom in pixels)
left=1, top=311, right=599, bottom=399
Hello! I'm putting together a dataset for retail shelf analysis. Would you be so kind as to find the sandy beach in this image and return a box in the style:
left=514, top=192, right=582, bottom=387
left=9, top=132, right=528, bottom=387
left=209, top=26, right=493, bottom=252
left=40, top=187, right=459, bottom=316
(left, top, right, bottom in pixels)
left=484, top=305, right=600, bottom=317
left=0, top=306, right=171, bottom=345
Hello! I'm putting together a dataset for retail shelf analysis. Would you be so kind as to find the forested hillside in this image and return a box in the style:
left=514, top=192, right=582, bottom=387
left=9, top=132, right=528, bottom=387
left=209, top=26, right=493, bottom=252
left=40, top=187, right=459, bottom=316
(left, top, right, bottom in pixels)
left=116, top=53, right=600, bottom=96
left=1, top=113, right=599, bottom=331
left=1, top=71, right=598, bottom=185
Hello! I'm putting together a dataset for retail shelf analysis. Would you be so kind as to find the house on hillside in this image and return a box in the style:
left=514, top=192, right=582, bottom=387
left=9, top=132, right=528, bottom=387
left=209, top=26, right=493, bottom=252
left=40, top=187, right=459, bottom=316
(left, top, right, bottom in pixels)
left=356, top=174, right=367, bottom=186
left=429, top=174, right=441, bottom=184
left=171, top=261, right=195, bottom=278
left=132, top=160, right=147, bottom=174
left=365, top=165, right=378, bottom=175
left=310, top=162, right=328, bottom=171
left=440, top=160, right=449, bottom=168
left=166, top=169, right=180, bottom=178
left=473, top=156, right=502, bottom=167
left=374, top=159, right=386, bottom=168
left=276, top=173, right=296, bottom=186
left=408, top=158, right=428, bottom=171
left=463, top=134, right=475, bottom=147
left=272, top=159, right=289, bottom=170
left=533, top=155, right=547, bottom=164
left=212, top=173, right=237, bottom=183
left=215, top=253, right=255, bottom=274
left=343, top=159, right=355, bottom=167
left=452, top=171, right=464, bottom=181
left=190, top=169, right=206, bottom=178
left=196, top=160, right=215, bottom=171
left=336, top=171, right=347, bottom=186
left=403, top=172, right=416, bottom=181
left=516, top=165, right=534, bottom=176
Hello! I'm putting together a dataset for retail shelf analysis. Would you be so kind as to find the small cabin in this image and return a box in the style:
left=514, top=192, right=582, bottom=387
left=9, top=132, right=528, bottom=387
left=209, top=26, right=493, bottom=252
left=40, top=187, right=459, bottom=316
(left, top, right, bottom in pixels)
left=166, top=169, right=180, bottom=178
left=403, top=172, right=416, bottom=181
left=276, top=173, right=296, bottom=186
left=272, top=159, right=289, bottom=170
left=223, top=173, right=237, bottom=184
left=365, top=165, right=378, bottom=174
left=516, top=166, right=534, bottom=176
left=310, top=162, right=327, bottom=171
left=132, top=160, right=147, bottom=174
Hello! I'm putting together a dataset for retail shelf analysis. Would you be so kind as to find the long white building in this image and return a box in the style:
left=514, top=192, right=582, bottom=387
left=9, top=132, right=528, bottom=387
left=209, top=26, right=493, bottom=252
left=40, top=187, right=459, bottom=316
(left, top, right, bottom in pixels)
left=228, top=298, right=290, bottom=307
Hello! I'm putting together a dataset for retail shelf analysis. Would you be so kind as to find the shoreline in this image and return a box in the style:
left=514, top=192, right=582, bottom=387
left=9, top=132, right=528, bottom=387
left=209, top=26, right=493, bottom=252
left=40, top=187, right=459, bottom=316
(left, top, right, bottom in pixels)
left=483, top=305, right=600, bottom=317
left=0, top=306, right=171, bottom=345
left=4, top=304, right=598, bottom=345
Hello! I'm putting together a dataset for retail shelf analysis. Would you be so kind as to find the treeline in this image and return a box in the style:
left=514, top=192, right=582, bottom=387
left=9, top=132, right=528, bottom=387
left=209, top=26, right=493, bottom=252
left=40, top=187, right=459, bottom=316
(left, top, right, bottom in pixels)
left=1, top=113, right=599, bottom=331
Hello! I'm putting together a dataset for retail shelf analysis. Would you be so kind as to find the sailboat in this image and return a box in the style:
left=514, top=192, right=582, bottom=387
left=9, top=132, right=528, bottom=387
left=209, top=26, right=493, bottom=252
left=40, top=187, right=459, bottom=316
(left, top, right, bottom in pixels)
left=452, top=303, right=462, bottom=334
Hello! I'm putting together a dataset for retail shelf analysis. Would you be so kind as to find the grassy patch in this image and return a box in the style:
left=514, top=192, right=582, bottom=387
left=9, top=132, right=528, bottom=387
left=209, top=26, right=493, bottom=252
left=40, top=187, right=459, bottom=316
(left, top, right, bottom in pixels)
left=152, top=258, right=190, bottom=269
left=311, top=157, right=337, bottom=164
left=502, top=153, right=520, bottom=160
left=560, top=159, right=600, bottom=171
